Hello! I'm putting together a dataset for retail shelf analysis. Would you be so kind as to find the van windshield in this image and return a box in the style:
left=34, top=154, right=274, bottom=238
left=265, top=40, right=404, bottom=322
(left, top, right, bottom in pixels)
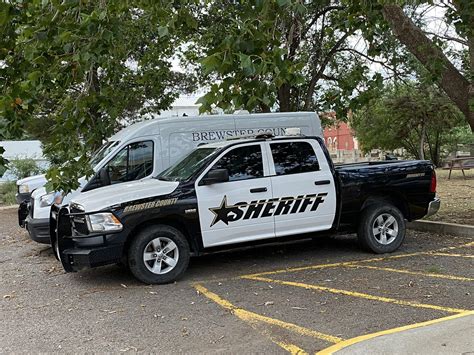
left=90, top=141, right=120, bottom=167
left=158, top=148, right=218, bottom=182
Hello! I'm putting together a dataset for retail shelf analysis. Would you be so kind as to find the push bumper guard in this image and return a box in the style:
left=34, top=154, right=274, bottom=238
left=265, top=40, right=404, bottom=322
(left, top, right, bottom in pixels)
left=50, top=205, right=122, bottom=272
left=18, top=200, right=29, bottom=227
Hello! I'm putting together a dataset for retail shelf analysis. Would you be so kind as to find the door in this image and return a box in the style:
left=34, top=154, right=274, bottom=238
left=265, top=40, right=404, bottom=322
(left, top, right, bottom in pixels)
left=196, top=143, right=274, bottom=248
left=266, top=139, right=336, bottom=237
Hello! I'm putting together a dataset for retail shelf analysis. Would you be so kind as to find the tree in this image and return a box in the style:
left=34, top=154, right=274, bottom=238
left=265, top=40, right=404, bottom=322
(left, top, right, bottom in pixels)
left=8, top=158, right=44, bottom=179
left=190, top=1, right=401, bottom=115
left=346, top=1, right=473, bottom=131
left=351, top=83, right=465, bottom=166
left=0, top=1, right=192, bottom=192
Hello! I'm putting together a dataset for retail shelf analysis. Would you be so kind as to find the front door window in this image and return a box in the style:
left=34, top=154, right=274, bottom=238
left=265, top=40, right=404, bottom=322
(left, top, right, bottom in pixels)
left=107, top=141, right=154, bottom=184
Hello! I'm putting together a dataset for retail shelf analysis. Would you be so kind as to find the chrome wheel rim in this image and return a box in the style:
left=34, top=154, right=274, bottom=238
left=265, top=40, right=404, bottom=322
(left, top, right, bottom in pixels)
left=372, top=213, right=398, bottom=245
left=143, top=237, right=179, bottom=275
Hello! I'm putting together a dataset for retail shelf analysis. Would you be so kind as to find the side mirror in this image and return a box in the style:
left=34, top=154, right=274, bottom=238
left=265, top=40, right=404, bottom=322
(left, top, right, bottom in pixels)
left=98, top=167, right=111, bottom=186
left=200, top=168, right=229, bottom=185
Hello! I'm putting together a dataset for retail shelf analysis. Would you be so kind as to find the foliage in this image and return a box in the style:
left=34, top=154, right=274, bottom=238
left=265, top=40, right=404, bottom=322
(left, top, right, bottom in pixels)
left=0, top=181, right=17, bottom=205
left=8, top=158, right=44, bottom=179
left=346, top=1, right=473, bottom=130
left=351, top=83, right=466, bottom=166
left=0, top=1, right=193, bottom=192
left=1, top=0, right=472, bottom=193
left=441, top=125, right=474, bottom=156
left=191, top=1, right=406, bottom=116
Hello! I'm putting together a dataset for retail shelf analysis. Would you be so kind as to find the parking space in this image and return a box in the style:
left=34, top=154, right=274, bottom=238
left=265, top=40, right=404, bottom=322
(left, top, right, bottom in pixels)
left=1, top=206, right=473, bottom=353
left=194, top=241, right=473, bottom=354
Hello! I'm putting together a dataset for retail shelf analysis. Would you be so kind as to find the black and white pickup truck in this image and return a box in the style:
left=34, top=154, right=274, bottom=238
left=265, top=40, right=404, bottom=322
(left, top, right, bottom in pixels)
left=52, top=134, right=440, bottom=284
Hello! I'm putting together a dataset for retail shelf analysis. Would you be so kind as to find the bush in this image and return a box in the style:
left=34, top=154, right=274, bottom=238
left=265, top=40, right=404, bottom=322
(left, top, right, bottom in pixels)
left=0, top=181, right=17, bottom=205
left=8, top=158, right=44, bottom=179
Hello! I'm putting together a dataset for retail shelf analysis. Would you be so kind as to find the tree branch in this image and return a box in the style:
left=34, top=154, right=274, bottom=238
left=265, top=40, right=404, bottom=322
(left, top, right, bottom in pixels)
left=422, top=30, right=468, bottom=46
left=336, top=47, right=397, bottom=72
left=300, top=5, right=344, bottom=40
left=382, top=4, right=473, bottom=131
left=304, top=31, right=352, bottom=110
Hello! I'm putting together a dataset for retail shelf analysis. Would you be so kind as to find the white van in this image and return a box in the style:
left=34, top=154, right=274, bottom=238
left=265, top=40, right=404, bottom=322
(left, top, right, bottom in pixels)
left=18, top=112, right=322, bottom=243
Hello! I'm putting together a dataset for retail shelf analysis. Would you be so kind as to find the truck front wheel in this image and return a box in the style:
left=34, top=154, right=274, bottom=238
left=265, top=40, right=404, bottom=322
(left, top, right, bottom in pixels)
left=357, top=203, right=406, bottom=253
left=128, top=225, right=190, bottom=284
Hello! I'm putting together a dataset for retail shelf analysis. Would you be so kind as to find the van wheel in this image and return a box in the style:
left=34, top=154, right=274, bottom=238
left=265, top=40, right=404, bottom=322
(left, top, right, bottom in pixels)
left=128, top=225, right=190, bottom=284
left=358, top=203, right=406, bottom=254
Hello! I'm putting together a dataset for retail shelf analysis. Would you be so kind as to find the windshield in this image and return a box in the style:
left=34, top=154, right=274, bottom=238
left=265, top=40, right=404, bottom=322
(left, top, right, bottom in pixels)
left=158, top=147, right=218, bottom=182
left=90, top=141, right=120, bottom=167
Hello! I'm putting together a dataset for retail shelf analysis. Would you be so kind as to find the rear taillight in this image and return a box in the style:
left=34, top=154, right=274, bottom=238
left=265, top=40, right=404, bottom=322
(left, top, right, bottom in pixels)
left=430, top=170, right=437, bottom=193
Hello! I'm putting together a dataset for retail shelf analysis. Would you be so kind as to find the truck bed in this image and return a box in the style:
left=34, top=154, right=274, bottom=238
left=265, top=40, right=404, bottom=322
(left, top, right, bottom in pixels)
left=334, top=160, right=436, bottom=226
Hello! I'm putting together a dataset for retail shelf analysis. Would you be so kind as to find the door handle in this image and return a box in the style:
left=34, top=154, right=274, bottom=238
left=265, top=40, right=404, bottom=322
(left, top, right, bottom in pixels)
left=314, top=180, right=330, bottom=185
left=250, top=187, right=267, bottom=193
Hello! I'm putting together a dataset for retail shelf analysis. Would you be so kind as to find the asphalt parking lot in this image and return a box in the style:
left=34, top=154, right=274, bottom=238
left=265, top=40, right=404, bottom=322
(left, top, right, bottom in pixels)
left=1, top=206, right=472, bottom=353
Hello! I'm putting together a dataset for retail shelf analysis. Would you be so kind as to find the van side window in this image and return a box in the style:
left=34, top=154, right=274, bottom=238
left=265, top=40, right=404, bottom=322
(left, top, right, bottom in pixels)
left=270, top=142, right=319, bottom=175
left=210, top=145, right=263, bottom=181
left=107, top=141, right=154, bottom=183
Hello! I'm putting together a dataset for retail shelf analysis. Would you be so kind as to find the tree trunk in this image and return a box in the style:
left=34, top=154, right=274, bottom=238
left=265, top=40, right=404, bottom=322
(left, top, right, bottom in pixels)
left=419, top=123, right=426, bottom=160
left=88, top=65, right=104, bottom=151
left=278, top=84, right=291, bottom=112
left=382, top=5, right=473, bottom=131
left=433, top=131, right=441, bottom=167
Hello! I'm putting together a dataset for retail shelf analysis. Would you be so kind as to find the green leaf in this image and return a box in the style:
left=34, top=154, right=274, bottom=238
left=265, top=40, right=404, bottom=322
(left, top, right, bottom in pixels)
left=28, top=71, right=42, bottom=82
left=277, top=0, right=290, bottom=7
left=158, top=26, right=169, bottom=37
left=200, top=53, right=221, bottom=75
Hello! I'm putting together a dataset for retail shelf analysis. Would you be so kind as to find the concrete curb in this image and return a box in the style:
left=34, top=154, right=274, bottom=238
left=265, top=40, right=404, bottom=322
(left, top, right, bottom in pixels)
left=408, top=220, right=474, bottom=237
left=0, top=205, right=17, bottom=211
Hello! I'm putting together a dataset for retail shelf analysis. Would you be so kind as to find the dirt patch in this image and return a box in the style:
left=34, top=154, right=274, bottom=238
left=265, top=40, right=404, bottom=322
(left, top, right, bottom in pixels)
left=427, top=169, right=474, bottom=225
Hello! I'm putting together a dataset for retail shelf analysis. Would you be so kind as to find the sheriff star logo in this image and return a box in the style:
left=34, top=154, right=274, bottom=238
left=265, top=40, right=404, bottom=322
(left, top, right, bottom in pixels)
left=208, top=196, right=241, bottom=227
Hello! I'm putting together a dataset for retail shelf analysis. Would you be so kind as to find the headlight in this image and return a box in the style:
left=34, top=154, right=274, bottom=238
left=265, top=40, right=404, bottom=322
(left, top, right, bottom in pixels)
left=86, top=213, right=123, bottom=233
left=39, top=192, right=64, bottom=208
left=18, top=184, right=29, bottom=194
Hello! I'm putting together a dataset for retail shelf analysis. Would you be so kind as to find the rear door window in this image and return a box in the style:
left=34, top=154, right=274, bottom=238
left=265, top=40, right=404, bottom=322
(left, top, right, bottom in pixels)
left=270, top=142, right=319, bottom=175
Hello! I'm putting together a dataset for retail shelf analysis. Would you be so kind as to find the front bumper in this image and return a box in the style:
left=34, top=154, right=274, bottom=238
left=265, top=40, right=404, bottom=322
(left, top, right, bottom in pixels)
left=51, top=205, right=124, bottom=272
left=26, top=216, right=50, bottom=244
left=425, top=197, right=441, bottom=218
left=61, top=244, right=123, bottom=272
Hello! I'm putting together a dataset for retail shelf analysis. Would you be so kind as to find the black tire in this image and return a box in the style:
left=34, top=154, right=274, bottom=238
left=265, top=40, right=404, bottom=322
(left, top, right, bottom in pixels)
left=128, top=225, right=190, bottom=284
left=357, top=202, right=406, bottom=254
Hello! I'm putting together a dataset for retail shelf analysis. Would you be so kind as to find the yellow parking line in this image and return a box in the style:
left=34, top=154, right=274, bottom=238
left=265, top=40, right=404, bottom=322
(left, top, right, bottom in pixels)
left=193, top=283, right=342, bottom=345
left=429, top=252, right=474, bottom=258
left=274, top=340, right=308, bottom=355
left=242, top=276, right=469, bottom=314
left=437, top=241, right=474, bottom=251
left=316, top=310, right=474, bottom=355
left=240, top=241, right=474, bottom=279
left=345, top=264, right=474, bottom=282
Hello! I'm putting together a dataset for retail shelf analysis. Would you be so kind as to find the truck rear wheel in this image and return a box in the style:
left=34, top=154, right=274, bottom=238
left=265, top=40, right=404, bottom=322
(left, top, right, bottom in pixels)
left=128, top=225, right=190, bottom=284
left=357, top=203, right=406, bottom=253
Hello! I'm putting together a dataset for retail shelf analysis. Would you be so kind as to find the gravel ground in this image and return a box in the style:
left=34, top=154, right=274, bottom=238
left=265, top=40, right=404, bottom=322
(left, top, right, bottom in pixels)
left=0, top=207, right=472, bottom=353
